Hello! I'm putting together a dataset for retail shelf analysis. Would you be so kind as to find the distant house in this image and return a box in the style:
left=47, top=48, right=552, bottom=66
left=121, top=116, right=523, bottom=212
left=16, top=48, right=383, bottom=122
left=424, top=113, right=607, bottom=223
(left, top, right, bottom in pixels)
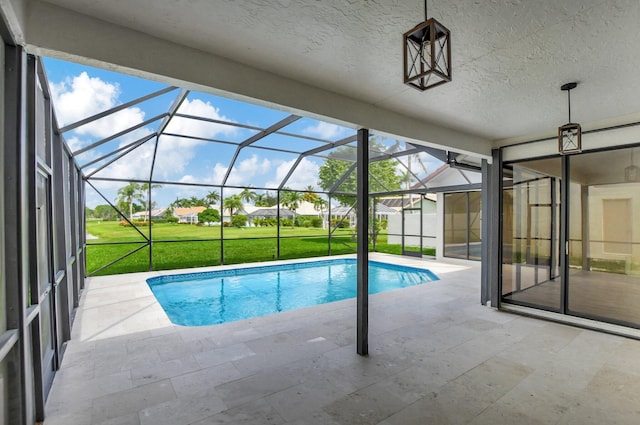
left=243, top=201, right=325, bottom=226
left=377, top=194, right=436, bottom=213
left=173, top=206, right=206, bottom=224
left=247, top=208, right=294, bottom=226
left=326, top=203, right=399, bottom=227
left=131, top=208, right=166, bottom=221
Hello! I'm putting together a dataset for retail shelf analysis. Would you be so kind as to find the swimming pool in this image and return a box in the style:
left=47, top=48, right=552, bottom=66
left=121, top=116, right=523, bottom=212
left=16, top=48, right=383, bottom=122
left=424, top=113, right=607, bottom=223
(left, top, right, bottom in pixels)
left=147, top=259, right=438, bottom=326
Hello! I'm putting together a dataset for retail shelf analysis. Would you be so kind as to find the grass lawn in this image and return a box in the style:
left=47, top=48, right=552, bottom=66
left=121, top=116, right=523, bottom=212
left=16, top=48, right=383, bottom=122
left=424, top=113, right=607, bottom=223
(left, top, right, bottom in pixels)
left=85, top=220, right=434, bottom=276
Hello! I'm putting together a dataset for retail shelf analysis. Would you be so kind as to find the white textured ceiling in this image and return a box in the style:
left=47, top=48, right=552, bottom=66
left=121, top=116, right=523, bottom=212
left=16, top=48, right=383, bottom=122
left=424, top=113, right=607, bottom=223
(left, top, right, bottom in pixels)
left=29, top=0, right=640, bottom=143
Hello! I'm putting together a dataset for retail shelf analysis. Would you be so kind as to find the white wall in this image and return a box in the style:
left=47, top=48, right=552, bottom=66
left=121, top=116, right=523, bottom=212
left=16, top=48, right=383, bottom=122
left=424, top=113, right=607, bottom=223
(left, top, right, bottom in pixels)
left=387, top=212, right=439, bottom=253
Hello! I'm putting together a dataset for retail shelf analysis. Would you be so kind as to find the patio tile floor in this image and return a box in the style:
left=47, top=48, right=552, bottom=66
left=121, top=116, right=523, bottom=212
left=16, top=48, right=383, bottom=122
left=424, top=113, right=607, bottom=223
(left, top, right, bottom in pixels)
left=44, top=254, right=640, bottom=424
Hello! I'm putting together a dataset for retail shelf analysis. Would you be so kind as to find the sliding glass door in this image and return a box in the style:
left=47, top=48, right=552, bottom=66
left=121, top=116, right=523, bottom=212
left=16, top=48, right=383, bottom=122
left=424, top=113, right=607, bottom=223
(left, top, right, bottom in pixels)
left=501, top=146, right=640, bottom=328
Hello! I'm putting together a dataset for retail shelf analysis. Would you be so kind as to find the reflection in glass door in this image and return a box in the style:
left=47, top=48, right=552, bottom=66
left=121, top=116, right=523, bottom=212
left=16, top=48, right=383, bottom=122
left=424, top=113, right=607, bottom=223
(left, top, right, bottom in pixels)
left=502, top=158, right=562, bottom=311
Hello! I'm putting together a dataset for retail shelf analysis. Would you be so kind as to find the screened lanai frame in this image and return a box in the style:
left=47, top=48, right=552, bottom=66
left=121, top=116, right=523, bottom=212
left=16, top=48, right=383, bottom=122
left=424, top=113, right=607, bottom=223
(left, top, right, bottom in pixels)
left=44, top=58, right=452, bottom=276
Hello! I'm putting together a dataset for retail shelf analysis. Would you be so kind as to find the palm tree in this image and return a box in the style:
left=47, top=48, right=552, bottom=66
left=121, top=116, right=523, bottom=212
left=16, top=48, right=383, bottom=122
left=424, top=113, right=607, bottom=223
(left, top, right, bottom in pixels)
left=116, top=182, right=144, bottom=220
left=281, top=189, right=302, bottom=228
left=189, top=196, right=203, bottom=207
left=312, top=196, right=329, bottom=229
left=255, top=191, right=277, bottom=207
left=313, top=196, right=328, bottom=214
left=302, top=185, right=318, bottom=203
left=224, top=195, right=244, bottom=217
left=205, top=190, right=220, bottom=206
left=238, top=187, right=257, bottom=204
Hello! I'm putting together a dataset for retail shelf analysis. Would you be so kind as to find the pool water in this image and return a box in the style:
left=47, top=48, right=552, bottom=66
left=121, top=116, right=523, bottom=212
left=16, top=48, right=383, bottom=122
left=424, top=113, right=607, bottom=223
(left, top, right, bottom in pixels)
left=147, top=259, right=438, bottom=326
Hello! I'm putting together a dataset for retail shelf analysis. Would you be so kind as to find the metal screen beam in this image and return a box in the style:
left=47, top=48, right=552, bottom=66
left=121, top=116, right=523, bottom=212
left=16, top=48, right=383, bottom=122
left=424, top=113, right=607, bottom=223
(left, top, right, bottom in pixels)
left=489, top=149, right=502, bottom=308
left=406, top=143, right=449, bottom=163
left=222, top=114, right=301, bottom=186
left=72, top=114, right=166, bottom=156
left=84, top=136, right=152, bottom=179
left=278, top=134, right=356, bottom=189
left=356, top=128, right=369, bottom=356
left=156, top=89, right=189, bottom=136
left=480, top=159, right=490, bottom=305
left=60, top=86, right=177, bottom=133
left=80, top=133, right=155, bottom=170
left=173, top=112, right=262, bottom=132
left=329, top=162, right=356, bottom=194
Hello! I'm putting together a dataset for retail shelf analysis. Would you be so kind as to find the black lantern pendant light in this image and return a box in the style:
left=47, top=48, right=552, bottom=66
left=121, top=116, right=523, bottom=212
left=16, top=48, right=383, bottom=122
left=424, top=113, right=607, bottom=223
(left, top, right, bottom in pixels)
left=558, top=82, right=581, bottom=154
left=403, top=0, right=451, bottom=91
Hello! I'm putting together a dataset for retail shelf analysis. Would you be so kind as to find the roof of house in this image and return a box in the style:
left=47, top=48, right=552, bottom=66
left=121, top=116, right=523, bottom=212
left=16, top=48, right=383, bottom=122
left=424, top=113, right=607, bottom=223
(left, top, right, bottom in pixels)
left=173, top=206, right=206, bottom=216
left=329, top=203, right=398, bottom=216
left=377, top=195, right=436, bottom=210
left=374, top=203, right=400, bottom=214
left=416, top=164, right=482, bottom=189
left=248, top=208, right=294, bottom=218
left=132, top=208, right=166, bottom=218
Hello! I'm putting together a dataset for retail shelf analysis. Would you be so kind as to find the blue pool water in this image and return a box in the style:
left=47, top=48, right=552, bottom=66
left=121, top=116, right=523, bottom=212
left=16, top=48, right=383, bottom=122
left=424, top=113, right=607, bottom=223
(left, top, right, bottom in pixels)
left=147, top=259, right=438, bottom=326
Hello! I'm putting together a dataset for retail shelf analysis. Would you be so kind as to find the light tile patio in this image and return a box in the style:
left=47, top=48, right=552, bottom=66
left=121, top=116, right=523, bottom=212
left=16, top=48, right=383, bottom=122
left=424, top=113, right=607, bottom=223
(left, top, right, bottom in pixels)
left=44, top=254, right=640, bottom=424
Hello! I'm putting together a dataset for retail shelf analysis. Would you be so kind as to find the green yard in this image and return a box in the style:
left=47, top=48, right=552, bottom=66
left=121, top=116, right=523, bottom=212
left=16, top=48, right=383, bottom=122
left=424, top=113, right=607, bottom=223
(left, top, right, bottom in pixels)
left=85, top=220, right=435, bottom=276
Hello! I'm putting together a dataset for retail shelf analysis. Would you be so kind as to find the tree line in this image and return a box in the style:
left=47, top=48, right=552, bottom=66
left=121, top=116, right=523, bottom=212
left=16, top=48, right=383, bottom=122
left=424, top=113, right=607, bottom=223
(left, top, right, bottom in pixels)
left=87, top=141, right=404, bottom=224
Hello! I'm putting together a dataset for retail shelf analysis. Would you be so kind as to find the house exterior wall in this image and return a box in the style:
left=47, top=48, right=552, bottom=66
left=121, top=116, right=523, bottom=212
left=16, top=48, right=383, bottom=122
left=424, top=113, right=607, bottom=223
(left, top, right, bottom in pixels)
left=387, top=213, right=438, bottom=250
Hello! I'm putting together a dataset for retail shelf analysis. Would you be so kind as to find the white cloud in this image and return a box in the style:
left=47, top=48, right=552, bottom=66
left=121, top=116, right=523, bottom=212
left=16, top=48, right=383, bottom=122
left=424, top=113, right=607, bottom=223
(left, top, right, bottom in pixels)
left=65, top=136, right=86, bottom=153
left=266, top=157, right=319, bottom=189
left=50, top=72, right=146, bottom=139
left=178, top=175, right=198, bottom=184
left=212, top=163, right=228, bottom=185
left=211, top=154, right=272, bottom=187
left=152, top=98, right=239, bottom=180
left=164, top=98, right=237, bottom=137
left=51, top=72, right=119, bottom=125
left=84, top=97, right=241, bottom=182
left=302, top=121, right=347, bottom=140
left=50, top=72, right=241, bottom=182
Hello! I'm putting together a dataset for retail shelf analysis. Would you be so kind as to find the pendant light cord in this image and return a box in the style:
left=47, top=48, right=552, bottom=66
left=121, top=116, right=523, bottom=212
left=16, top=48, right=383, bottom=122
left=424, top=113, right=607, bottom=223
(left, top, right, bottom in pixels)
left=567, top=89, right=572, bottom=123
left=424, top=0, right=428, bottom=21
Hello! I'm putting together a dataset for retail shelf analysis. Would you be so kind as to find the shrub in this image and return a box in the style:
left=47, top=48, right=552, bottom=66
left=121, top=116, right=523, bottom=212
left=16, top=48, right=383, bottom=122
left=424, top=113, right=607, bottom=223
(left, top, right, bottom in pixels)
left=167, top=216, right=178, bottom=224
left=198, top=208, right=221, bottom=224
left=231, top=214, right=248, bottom=228
left=119, top=220, right=152, bottom=227
left=331, top=218, right=349, bottom=228
left=279, top=218, right=293, bottom=227
left=310, top=217, right=323, bottom=228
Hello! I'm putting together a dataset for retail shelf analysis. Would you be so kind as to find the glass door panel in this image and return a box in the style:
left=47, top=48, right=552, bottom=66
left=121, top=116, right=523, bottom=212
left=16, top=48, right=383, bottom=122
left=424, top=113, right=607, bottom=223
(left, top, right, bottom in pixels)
left=444, top=192, right=468, bottom=259
left=567, top=148, right=640, bottom=326
left=502, top=158, right=562, bottom=311
left=468, top=192, right=482, bottom=260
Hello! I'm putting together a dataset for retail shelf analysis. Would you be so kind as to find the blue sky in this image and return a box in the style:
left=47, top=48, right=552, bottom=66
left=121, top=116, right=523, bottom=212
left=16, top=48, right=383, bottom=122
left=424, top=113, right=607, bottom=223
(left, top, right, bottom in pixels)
left=43, top=57, right=443, bottom=209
